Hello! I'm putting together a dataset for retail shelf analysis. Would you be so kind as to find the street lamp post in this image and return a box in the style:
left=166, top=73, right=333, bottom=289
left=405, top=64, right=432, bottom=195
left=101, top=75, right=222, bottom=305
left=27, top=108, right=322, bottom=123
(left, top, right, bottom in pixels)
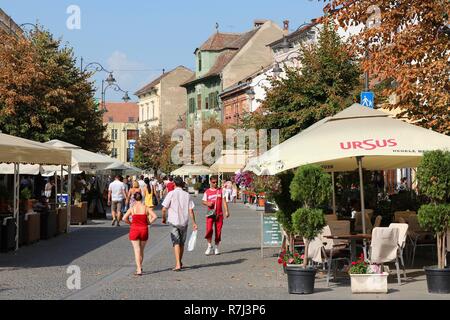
left=102, top=81, right=130, bottom=111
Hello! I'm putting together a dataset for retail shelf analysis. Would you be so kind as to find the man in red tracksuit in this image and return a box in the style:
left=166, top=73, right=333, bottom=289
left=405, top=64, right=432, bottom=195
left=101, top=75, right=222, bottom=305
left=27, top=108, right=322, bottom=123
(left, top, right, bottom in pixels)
left=202, top=177, right=230, bottom=255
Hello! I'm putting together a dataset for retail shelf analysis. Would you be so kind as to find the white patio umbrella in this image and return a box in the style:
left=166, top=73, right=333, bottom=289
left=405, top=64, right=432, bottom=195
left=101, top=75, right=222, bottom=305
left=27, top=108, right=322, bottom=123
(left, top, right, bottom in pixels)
left=43, top=140, right=115, bottom=173
left=171, top=164, right=213, bottom=176
left=246, top=103, right=450, bottom=258
left=0, top=133, right=72, bottom=251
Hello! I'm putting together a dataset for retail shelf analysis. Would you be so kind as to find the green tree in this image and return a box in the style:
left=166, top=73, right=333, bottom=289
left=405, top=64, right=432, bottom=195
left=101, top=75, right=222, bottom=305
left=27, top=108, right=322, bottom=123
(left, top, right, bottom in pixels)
left=243, top=22, right=361, bottom=142
left=290, top=165, right=331, bottom=268
left=0, top=27, right=109, bottom=152
left=134, top=126, right=171, bottom=174
left=417, top=151, right=450, bottom=269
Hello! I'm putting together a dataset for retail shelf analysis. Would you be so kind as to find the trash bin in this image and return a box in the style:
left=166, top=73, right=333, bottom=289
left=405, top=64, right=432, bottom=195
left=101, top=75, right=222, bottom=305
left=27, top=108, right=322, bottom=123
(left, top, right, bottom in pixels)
left=1, top=215, right=16, bottom=252
left=40, top=210, right=57, bottom=240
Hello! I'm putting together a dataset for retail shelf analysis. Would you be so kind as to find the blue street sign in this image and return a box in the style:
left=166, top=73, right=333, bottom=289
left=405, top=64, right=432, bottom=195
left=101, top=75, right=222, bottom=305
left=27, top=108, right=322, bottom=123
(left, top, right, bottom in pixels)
left=361, top=91, right=375, bottom=108
left=128, top=140, right=136, bottom=162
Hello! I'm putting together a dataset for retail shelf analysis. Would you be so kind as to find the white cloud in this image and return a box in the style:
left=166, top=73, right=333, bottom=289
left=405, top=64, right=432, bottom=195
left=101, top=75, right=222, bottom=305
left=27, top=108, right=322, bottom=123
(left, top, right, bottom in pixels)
left=107, top=51, right=145, bottom=92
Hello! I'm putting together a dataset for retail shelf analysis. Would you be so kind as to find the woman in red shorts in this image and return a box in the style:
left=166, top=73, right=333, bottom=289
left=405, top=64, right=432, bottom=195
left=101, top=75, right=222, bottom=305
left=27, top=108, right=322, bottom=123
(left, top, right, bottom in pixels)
left=123, top=192, right=158, bottom=276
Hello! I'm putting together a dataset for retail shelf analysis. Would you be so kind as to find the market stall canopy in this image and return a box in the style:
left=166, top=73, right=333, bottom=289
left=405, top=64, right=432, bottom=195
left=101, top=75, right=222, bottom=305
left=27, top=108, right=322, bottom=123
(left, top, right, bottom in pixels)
left=0, top=163, right=43, bottom=175
left=211, top=150, right=256, bottom=173
left=246, top=104, right=450, bottom=175
left=0, top=133, right=71, bottom=165
left=171, top=164, right=213, bottom=176
left=103, top=158, right=143, bottom=174
left=43, top=140, right=115, bottom=173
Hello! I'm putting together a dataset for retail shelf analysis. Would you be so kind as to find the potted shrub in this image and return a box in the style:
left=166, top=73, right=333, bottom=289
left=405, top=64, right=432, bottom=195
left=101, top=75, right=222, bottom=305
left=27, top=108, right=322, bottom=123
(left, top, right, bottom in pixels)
left=20, top=188, right=34, bottom=213
left=417, top=150, right=450, bottom=294
left=286, top=165, right=330, bottom=294
left=349, top=253, right=389, bottom=293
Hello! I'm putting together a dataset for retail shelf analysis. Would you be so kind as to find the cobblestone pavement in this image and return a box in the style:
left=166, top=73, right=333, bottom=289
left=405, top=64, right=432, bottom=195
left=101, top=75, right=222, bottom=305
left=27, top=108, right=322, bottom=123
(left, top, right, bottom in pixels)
left=0, top=196, right=449, bottom=300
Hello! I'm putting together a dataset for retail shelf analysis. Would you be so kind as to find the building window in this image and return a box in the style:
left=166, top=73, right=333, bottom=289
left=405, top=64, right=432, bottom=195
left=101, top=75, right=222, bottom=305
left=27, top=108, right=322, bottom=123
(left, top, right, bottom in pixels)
left=209, top=92, right=218, bottom=110
left=108, top=117, right=114, bottom=123
left=147, top=105, right=150, bottom=121
left=111, top=148, right=118, bottom=158
left=198, top=53, right=202, bottom=72
left=189, top=97, right=196, bottom=114
left=111, top=129, right=118, bottom=140
left=151, top=101, right=155, bottom=119
left=128, top=117, right=135, bottom=123
left=141, top=107, right=144, bottom=122
left=205, top=97, right=209, bottom=110
left=127, top=130, right=139, bottom=141
left=197, top=94, right=202, bottom=111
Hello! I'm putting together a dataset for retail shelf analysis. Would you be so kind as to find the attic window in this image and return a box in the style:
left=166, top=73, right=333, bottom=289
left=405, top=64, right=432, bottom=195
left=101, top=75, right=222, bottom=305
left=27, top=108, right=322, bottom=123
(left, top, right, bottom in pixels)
left=108, top=117, right=114, bottom=123
left=128, top=117, right=135, bottom=123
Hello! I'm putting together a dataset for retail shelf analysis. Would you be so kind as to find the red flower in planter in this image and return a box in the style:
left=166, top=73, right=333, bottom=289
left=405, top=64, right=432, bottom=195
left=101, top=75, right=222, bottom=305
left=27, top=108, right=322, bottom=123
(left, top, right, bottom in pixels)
left=288, top=258, right=295, bottom=264
left=352, top=262, right=356, bottom=265
left=283, top=262, right=287, bottom=267
left=294, top=253, right=299, bottom=257
left=278, top=258, right=283, bottom=265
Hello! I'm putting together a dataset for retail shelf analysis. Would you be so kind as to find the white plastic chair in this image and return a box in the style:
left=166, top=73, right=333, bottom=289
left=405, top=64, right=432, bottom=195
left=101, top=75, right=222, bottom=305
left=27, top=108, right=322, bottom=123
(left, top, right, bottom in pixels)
left=370, top=227, right=402, bottom=285
left=389, top=223, right=409, bottom=280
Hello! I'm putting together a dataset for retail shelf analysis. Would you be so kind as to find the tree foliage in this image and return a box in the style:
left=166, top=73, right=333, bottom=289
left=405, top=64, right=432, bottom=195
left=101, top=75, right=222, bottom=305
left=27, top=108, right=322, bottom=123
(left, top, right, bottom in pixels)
left=0, top=28, right=109, bottom=152
left=134, top=126, right=171, bottom=174
left=290, top=164, right=332, bottom=209
left=328, top=0, right=450, bottom=134
left=243, top=22, right=361, bottom=142
left=417, top=150, right=450, bottom=204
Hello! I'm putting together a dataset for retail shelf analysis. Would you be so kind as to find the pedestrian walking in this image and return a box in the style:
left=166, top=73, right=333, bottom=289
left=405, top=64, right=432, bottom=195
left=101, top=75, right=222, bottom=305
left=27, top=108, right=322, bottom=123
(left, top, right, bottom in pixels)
left=138, top=175, right=147, bottom=195
left=122, top=177, right=130, bottom=215
left=144, top=178, right=155, bottom=208
left=127, top=180, right=142, bottom=209
left=108, top=175, right=128, bottom=227
left=123, top=192, right=158, bottom=276
left=203, top=177, right=230, bottom=256
left=166, top=176, right=176, bottom=194
left=162, top=177, right=198, bottom=271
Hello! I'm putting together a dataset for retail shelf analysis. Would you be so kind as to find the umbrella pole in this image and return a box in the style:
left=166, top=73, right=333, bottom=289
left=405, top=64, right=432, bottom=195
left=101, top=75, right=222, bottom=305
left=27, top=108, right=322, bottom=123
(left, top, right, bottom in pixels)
left=14, top=163, right=19, bottom=251
left=357, top=156, right=368, bottom=260
left=332, top=172, right=336, bottom=216
left=67, top=165, right=72, bottom=234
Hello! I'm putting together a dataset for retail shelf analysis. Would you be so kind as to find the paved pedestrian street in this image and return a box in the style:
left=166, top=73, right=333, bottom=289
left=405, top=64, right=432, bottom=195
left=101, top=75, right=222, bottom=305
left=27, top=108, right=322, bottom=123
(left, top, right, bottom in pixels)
left=0, top=197, right=449, bottom=300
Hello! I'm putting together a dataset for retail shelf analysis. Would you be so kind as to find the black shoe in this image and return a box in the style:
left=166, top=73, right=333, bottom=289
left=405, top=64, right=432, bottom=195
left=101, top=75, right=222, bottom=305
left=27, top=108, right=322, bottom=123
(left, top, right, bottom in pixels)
left=116, top=222, right=121, bottom=227
left=112, top=219, right=116, bottom=226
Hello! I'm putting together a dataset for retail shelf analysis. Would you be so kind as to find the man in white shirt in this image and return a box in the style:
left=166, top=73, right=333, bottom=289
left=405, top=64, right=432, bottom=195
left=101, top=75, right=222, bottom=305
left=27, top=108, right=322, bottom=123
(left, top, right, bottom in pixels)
left=137, top=175, right=147, bottom=197
left=162, top=177, right=198, bottom=271
left=108, top=175, right=127, bottom=227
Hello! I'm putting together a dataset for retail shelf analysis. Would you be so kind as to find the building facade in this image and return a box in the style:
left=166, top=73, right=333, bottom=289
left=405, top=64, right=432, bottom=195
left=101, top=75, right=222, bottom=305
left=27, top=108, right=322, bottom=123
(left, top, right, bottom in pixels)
left=103, top=102, right=139, bottom=164
left=181, top=20, right=285, bottom=128
left=135, top=66, right=194, bottom=135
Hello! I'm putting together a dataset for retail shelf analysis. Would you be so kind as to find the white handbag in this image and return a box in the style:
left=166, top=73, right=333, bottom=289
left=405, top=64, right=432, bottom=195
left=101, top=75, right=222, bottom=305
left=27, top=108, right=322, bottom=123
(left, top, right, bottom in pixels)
left=187, top=230, right=198, bottom=252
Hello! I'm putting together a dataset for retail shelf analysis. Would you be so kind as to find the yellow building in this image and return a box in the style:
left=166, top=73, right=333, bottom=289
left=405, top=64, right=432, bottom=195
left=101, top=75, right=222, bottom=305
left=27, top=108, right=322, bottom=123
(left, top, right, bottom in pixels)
left=103, top=102, right=139, bottom=164
left=135, top=66, right=194, bottom=135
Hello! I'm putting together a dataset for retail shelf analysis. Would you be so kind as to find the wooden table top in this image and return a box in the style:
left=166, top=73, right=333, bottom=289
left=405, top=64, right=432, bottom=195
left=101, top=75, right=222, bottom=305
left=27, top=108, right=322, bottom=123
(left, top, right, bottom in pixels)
left=324, top=234, right=372, bottom=240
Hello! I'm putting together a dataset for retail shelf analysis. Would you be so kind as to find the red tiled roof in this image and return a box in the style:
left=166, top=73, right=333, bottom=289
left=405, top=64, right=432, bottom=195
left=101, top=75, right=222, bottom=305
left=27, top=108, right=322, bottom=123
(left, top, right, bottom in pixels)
left=198, top=32, right=242, bottom=51
left=182, top=29, right=261, bottom=87
left=134, top=66, right=193, bottom=97
left=103, top=102, right=139, bottom=123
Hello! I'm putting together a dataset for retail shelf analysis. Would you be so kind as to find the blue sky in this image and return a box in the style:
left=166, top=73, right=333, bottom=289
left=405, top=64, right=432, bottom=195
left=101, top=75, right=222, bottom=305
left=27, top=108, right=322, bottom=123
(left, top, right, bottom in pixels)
left=1, top=0, right=326, bottom=101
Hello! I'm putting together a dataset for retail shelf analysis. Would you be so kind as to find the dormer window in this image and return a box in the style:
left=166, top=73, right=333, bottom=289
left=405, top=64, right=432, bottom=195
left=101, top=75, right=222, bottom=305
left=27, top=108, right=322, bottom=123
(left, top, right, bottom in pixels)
left=198, top=53, right=202, bottom=72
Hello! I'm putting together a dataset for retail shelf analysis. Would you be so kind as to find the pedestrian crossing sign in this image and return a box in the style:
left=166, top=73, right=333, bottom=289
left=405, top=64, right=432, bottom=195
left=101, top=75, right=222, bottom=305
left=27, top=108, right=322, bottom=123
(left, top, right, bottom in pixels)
left=361, top=91, right=375, bottom=108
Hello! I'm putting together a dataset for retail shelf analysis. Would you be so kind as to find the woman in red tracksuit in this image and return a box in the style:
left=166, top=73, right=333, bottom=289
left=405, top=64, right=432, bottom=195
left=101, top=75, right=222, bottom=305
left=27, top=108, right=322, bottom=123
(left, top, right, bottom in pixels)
left=202, top=177, right=230, bottom=256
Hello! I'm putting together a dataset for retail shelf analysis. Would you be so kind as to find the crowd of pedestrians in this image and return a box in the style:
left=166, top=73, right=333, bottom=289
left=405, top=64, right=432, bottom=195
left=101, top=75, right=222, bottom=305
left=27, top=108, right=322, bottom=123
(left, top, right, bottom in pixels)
left=107, top=174, right=232, bottom=276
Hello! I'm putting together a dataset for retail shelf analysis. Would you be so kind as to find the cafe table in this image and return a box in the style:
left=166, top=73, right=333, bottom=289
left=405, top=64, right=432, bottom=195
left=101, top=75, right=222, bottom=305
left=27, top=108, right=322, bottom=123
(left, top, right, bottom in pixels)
left=324, top=234, right=372, bottom=262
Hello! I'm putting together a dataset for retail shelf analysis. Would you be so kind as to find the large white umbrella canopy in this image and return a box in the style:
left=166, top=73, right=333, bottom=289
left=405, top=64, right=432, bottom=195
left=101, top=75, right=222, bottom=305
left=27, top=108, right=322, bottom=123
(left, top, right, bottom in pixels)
left=43, top=140, right=115, bottom=173
left=171, top=164, right=213, bottom=176
left=247, top=104, right=450, bottom=175
left=0, top=133, right=71, bottom=165
left=211, top=150, right=256, bottom=174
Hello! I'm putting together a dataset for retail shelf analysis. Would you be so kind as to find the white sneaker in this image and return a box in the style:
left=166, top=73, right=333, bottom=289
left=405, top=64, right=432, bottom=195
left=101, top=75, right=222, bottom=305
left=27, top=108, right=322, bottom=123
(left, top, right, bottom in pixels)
left=214, top=247, right=220, bottom=255
left=205, top=246, right=213, bottom=255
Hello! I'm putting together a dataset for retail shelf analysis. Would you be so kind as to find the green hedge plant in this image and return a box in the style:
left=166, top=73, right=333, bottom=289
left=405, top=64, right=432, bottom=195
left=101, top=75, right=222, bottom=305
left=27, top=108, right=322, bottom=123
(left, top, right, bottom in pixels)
left=290, top=165, right=330, bottom=268
left=417, top=150, right=450, bottom=269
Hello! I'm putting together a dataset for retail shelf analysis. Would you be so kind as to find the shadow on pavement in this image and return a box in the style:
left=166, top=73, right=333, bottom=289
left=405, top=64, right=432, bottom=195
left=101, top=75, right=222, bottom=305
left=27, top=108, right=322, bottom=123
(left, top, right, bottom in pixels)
left=0, top=226, right=129, bottom=269
left=141, top=259, right=248, bottom=276
left=222, top=247, right=260, bottom=255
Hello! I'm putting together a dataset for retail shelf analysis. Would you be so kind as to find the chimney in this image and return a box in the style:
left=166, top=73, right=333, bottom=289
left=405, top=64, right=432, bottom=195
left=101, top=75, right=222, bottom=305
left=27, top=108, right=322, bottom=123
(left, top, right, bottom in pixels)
left=283, top=20, right=290, bottom=35
left=254, top=19, right=268, bottom=28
